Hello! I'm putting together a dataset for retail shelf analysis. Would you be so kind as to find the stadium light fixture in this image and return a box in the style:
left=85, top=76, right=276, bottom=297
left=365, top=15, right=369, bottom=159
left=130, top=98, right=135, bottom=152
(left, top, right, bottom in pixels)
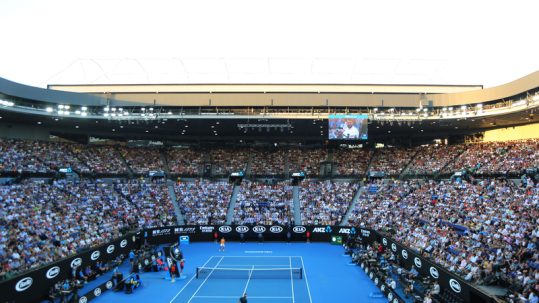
left=64, top=105, right=70, bottom=110
left=81, top=106, right=88, bottom=111
left=81, top=112, right=88, bottom=117
left=476, top=104, right=483, bottom=108
left=75, top=110, right=81, bottom=115
left=111, top=107, right=117, bottom=112
left=461, top=105, right=467, bottom=110
left=58, top=110, right=64, bottom=115
left=58, top=105, right=64, bottom=109
left=46, top=107, right=53, bottom=112
left=104, top=106, right=110, bottom=112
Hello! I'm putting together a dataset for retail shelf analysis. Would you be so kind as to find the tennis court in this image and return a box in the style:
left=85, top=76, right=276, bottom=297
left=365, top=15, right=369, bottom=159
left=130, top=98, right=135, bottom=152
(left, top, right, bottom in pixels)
left=170, top=255, right=311, bottom=303
left=90, top=242, right=386, bottom=303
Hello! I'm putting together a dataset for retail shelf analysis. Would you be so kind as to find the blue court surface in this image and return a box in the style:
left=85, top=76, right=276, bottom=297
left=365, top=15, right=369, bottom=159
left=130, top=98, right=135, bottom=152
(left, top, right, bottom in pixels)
left=91, top=242, right=386, bottom=303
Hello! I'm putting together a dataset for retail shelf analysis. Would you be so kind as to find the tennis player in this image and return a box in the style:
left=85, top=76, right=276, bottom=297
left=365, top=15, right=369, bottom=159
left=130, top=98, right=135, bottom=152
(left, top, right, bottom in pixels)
left=179, top=259, right=185, bottom=276
left=219, top=237, right=226, bottom=252
left=238, top=293, right=247, bottom=303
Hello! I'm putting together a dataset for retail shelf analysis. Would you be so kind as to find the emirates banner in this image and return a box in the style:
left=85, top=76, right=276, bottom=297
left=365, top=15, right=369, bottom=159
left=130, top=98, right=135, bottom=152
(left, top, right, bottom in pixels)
left=0, top=233, right=138, bottom=303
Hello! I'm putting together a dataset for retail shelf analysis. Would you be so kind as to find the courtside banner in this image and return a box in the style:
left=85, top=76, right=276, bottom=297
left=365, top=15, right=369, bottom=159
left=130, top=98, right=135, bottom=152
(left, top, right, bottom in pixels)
left=378, top=235, right=493, bottom=303
left=0, top=233, right=137, bottom=303
left=143, top=225, right=366, bottom=244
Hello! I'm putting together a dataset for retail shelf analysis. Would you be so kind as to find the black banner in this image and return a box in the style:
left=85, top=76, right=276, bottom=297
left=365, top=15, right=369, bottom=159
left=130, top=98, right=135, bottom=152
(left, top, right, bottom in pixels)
left=360, top=262, right=405, bottom=303
left=143, top=225, right=370, bottom=244
left=0, top=233, right=138, bottom=303
left=378, top=235, right=493, bottom=303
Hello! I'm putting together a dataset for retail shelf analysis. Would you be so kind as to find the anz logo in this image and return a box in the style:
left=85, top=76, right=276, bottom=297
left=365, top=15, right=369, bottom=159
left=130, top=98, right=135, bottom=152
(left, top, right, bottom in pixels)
left=449, top=279, right=462, bottom=293
left=219, top=226, right=232, bottom=233
left=15, top=277, right=33, bottom=292
left=46, top=266, right=60, bottom=279
left=414, top=257, right=422, bottom=268
left=105, top=281, right=114, bottom=289
left=120, top=239, right=128, bottom=248
left=236, top=226, right=249, bottom=233
left=293, top=226, right=306, bottom=233
left=94, top=288, right=102, bottom=296
left=382, top=238, right=387, bottom=246
left=270, top=226, right=283, bottom=233
left=79, top=297, right=88, bottom=303
left=388, top=292, right=393, bottom=300
left=252, top=226, right=266, bottom=233
left=107, top=245, right=115, bottom=254
left=91, top=251, right=101, bottom=261
left=391, top=243, right=397, bottom=252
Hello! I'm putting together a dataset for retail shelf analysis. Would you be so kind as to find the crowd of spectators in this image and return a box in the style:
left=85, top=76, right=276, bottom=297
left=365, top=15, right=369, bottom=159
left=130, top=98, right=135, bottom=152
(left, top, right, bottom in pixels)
left=348, top=177, right=539, bottom=299
left=70, top=145, right=128, bottom=174
left=403, top=144, right=466, bottom=176
left=233, top=181, right=293, bottom=225
left=0, top=179, right=175, bottom=280
left=167, top=148, right=204, bottom=175
left=175, top=180, right=232, bottom=225
left=443, top=139, right=539, bottom=175
left=369, top=147, right=417, bottom=176
left=332, top=149, right=373, bottom=176
left=210, top=148, right=249, bottom=176
left=287, top=148, right=327, bottom=177
left=250, top=149, right=287, bottom=176
left=300, top=180, right=358, bottom=225
left=0, top=139, right=86, bottom=173
left=119, top=147, right=164, bottom=174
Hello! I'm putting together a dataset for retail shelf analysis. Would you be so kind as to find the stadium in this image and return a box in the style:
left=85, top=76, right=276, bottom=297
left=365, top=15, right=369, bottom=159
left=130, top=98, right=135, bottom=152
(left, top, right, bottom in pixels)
left=1, top=1, right=539, bottom=303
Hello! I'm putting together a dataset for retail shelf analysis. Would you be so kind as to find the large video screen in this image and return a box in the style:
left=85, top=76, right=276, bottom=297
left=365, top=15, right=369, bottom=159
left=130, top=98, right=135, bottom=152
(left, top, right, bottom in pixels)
left=328, top=114, right=368, bottom=140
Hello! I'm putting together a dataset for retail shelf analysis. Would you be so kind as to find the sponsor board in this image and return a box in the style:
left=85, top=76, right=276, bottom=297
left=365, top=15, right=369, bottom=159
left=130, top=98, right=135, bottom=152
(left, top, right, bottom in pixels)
left=174, top=227, right=196, bottom=234
left=46, top=266, right=60, bottom=279
left=449, top=279, right=462, bottom=293
left=269, top=226, right=283, bottom=233
left=15, top=277, right=32, bottom=292
left=252, top=226, right=266, bottom=233
left=401, top=249, right=408, bottom=260
left=219, top=226, right=232, bottom=233
left=71, top=258, right=82, bottom=269
left=199, top=226, right=214, bottom=233
left=292, top=226, right=306, bottom=233
left=430, top=266, right=439, bottom=279
left=152, top=229, right=172, bottom=236
left=91, top=250, right=100, bottom=261
left=236, top=226, right=249, bottom=233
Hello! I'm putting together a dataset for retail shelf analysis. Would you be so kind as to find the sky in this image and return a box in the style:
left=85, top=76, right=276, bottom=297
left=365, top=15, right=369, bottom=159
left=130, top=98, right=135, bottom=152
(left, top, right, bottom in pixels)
left=1, top=0, right=538, bottom=88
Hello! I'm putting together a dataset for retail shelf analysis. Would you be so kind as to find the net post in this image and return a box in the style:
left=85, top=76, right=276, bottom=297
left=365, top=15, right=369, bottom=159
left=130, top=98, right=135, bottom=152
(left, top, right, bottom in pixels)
left=300, top=268, right=303, bottom=279
left=196, top=267, right=199, bottom=279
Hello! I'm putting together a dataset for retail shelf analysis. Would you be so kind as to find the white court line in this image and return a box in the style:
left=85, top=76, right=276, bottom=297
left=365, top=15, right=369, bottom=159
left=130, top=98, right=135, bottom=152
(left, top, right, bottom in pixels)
left=168, top=256, right=215, bottom=303
left=186, top=256, right=224, bottom=303
left=216, top=264, right=292, bottom=267
left=289, top=256, right=295, bottom=303
left=193, top=296, right=293, bottom=299
left=213, top=255, right=302, bottom=258
left=242, top=265, right=255, bottom=295
left=300, top=256, right=313, bottom=303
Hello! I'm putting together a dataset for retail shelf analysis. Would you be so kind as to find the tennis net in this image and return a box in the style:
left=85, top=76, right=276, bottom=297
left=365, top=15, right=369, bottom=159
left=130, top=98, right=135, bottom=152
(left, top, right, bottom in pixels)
left=195, top=266, right=303, bottom=279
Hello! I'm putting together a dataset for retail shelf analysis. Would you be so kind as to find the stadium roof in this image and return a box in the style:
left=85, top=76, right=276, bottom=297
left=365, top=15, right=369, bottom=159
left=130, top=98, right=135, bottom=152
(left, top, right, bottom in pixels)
left=1, top=0, right=538, bottom=88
